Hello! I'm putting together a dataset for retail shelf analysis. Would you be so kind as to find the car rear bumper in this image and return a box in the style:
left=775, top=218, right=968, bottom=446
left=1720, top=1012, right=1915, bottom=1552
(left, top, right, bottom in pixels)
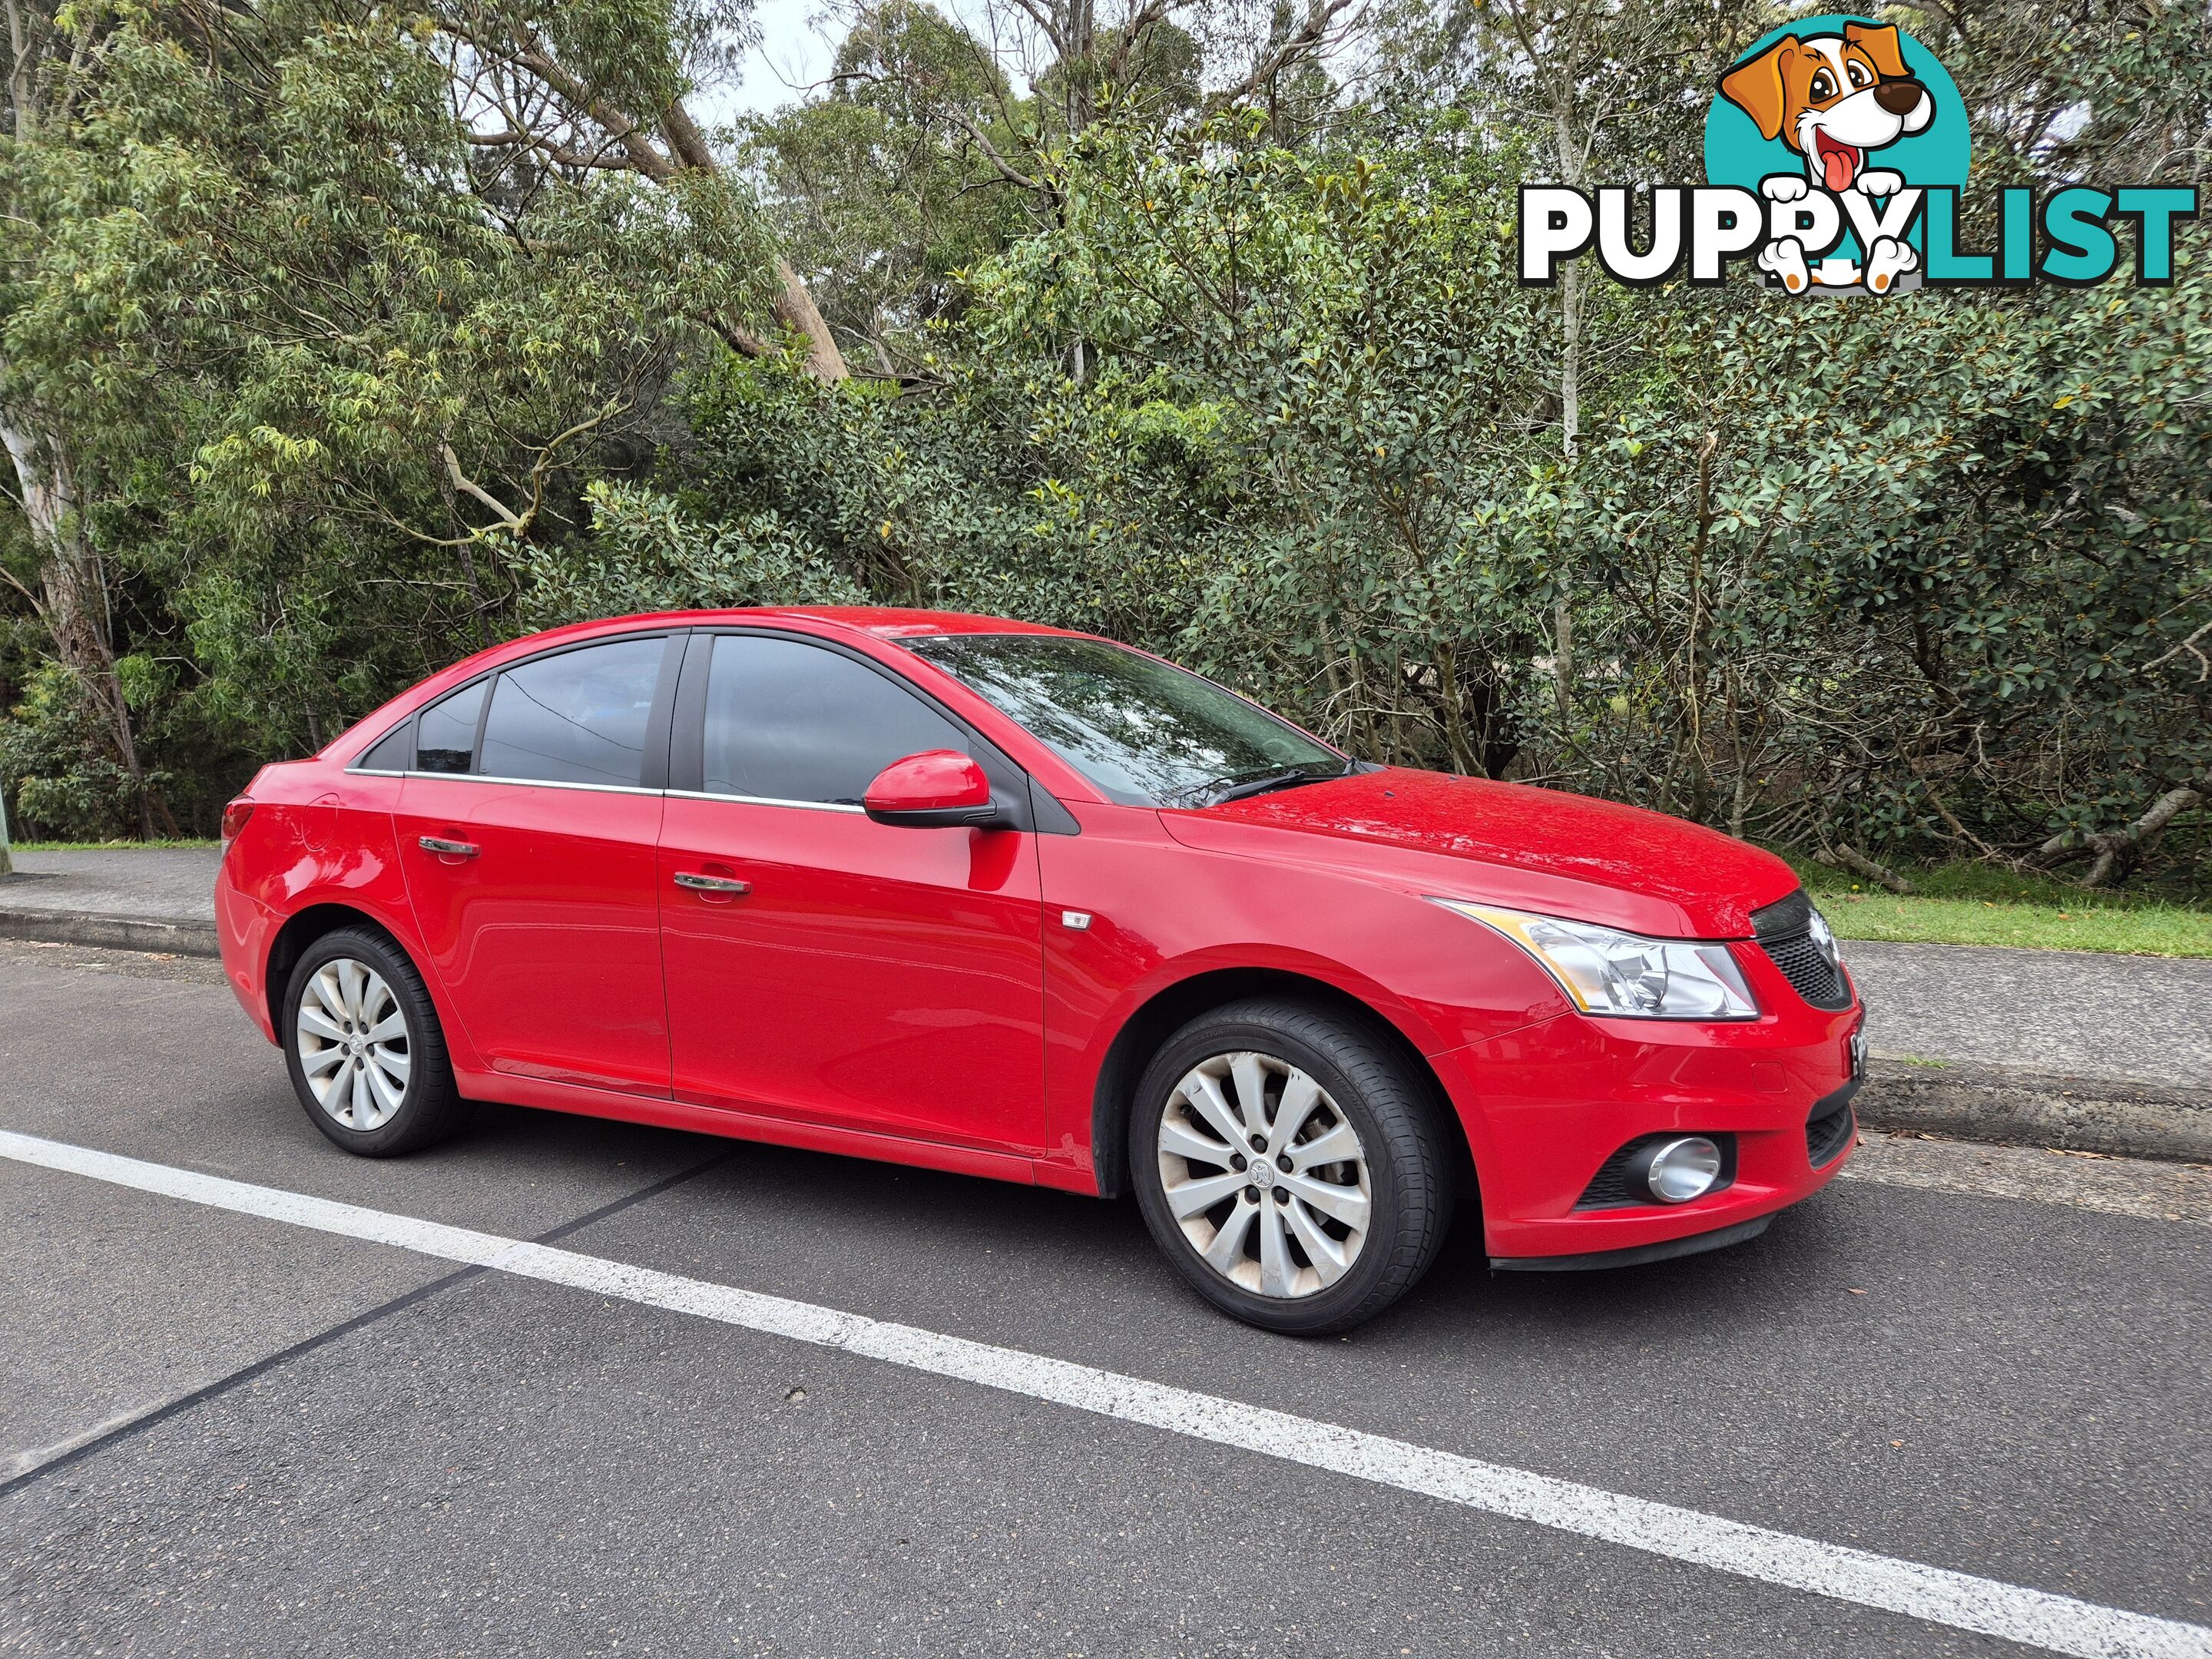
left=214, top=856, right=279, bottom=1042
left=1435, top=997, right=1863, bottom=1264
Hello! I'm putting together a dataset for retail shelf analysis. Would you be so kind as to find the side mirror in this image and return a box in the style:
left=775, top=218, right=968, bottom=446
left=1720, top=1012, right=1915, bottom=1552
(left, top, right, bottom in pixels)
left=863, top=750, right=1005, bottom=829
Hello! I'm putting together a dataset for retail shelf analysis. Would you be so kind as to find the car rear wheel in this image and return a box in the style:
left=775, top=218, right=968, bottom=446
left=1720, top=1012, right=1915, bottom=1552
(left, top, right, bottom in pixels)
left=1129, top=999, right=1453, bottom=1335
left=283, top=927, right=462, bottom=1157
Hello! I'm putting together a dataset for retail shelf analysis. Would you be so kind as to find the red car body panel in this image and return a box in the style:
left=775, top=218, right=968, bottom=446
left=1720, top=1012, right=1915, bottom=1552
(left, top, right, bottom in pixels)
left=657, top=794, right=1048, bottom=1151
left=395, top=776, right=671, bottom=1096
left=218, top=607, right=1860, bottom=1262
left=1164, top=767, right=1798, bottom=939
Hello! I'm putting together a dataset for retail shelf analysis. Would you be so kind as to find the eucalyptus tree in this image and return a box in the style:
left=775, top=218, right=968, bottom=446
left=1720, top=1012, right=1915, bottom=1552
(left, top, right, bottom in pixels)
left=426, top=0, right=851, bottom=379
left=0, top=0, right=792, bottom=834
left=2, top=0, right=156, bottom=826
left=740, top=0, right=1036, bottom=369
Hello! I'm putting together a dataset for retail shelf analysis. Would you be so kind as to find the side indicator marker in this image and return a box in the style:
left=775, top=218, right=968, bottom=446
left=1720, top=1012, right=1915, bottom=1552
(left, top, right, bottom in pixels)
left=1061, top=911, right=1093, bottom=931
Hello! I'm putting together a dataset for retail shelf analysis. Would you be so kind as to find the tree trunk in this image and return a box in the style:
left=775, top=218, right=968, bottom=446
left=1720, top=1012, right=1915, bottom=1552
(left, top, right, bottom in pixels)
left=771, top=257, right=850, bottom=383
left=0, top=402, right=151, bottom=834
left=1551, top=111, right=1582, bottom=732
left=659, top=96, right=847, bottom=382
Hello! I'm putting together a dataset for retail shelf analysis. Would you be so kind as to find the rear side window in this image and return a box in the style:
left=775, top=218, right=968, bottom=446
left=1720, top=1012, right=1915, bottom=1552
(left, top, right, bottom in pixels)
left=701, top=636, right=967, bottom=805
left=415, top=681, right=488, bottom=774
left=358, top=720, right=414, bottom=772
left=479, top=637, right=665, bottom=787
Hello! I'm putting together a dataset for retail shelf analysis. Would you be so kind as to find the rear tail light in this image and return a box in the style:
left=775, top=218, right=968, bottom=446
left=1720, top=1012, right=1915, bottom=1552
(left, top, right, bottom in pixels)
left=221, top=799, right=255, bottom=848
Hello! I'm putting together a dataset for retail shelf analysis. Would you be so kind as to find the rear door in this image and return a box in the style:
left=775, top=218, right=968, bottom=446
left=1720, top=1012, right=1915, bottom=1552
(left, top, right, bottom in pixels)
left=657, top=631, right=1048, bottom=1152
left=396, top=632, right=680, bottom=1096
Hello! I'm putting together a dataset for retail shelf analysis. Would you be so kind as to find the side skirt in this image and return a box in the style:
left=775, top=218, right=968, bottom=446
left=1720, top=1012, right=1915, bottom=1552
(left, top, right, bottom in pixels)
left=456, top=1070, right=1052, bottom=1188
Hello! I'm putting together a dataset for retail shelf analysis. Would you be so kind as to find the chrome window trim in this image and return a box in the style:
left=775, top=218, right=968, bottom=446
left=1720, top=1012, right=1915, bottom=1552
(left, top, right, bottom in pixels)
left=665, top=787, right=867, bottom=815
left=472, top=773, right=662, bottom=796
left=355, top=770, right=870, bottom=813
left=354, top=769, right=662, bottom=797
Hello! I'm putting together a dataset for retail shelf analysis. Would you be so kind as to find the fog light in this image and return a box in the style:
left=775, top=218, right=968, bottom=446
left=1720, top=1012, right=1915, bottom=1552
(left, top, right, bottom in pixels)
left=1629, top=1136, right=1724, bottom=1204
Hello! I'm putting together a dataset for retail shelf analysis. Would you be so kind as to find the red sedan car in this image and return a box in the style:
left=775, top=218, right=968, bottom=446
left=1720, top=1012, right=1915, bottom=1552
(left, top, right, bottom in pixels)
left=217, top=608, right=1863, bottom=1333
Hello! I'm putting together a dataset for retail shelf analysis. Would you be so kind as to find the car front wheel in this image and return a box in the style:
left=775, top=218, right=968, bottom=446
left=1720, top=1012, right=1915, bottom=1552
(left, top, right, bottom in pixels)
left=1130, top=999, right=1453, bottom=1335
left=283, top=927, right=462, bottom=1156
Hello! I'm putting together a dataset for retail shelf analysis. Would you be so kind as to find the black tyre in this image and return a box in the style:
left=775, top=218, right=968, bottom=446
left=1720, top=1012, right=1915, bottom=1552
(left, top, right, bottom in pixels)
left=282, top=926, right=463, bottom=1157
left=1128, top=998, right=1454, bottom=1335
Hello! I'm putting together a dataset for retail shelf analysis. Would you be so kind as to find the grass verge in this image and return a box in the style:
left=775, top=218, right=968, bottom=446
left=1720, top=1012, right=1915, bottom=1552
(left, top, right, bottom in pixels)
left=1792, top=858, right=2212, bottom=957
left=9, top=839, right=220, bottom=852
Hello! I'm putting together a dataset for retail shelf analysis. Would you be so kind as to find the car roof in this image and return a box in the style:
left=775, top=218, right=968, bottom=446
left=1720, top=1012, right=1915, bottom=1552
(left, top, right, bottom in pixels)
left=321, top=606, right=1108, bottom=767
left=638, top=606, right=1090, bottom=641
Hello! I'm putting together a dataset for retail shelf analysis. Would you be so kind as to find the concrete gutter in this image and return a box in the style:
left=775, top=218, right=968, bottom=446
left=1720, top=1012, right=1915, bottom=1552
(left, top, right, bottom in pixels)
left=1858, top=1057, right=2212, bottom=1165
left=0, top=906, right=221, bottom=957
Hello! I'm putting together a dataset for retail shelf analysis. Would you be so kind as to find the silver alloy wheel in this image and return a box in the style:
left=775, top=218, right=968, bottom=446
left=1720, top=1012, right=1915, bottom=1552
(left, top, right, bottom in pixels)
left=1156, top=1051, right=1373, bottom=1300
left=295, top=957, right=411, bottom=1131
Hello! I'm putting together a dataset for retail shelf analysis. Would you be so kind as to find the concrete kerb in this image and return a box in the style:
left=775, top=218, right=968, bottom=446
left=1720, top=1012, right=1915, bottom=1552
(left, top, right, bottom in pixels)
left=1858, top=1057, right=2212, bottom=1165
left=0, top=907, right=221, bottom=957
left=0, top=901, right=2205, bottom=1164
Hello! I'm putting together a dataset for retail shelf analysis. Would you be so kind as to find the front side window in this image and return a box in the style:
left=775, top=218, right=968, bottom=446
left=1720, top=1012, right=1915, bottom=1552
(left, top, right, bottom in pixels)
left=415, top=680, right=488, bottom=774
left=478, top=637, right=665, bottom=787
left=902, top=634, right=1344, bottom=807
left=701, top=635, right=968, bottom=805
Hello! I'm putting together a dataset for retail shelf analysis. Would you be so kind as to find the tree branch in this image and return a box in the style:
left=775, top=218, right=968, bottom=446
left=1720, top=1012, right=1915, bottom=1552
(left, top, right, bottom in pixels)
left=1209, top=0, right=1359, bottom=108
left=2144, top=615, right=2212, bottom=681
left=1813, top=840, right=1914, bottom=894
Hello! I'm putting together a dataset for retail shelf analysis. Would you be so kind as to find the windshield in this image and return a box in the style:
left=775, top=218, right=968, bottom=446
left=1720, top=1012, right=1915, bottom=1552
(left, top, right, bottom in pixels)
left=902, top=634, right=1347, bottom=808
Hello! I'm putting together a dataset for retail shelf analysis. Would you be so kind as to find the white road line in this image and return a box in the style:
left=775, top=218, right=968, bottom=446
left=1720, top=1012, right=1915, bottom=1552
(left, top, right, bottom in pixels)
left=4, top=1128, right=2205, bottom=1659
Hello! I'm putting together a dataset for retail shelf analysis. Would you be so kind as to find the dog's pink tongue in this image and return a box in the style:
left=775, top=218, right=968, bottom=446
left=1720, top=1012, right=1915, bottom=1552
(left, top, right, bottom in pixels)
left=1821, top=146, right=1856, bottom=193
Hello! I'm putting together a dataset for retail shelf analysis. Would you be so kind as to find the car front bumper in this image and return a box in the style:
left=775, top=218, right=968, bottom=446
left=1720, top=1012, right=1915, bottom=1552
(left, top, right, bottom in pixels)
left=1435, top=986, right=1863, bottom=1267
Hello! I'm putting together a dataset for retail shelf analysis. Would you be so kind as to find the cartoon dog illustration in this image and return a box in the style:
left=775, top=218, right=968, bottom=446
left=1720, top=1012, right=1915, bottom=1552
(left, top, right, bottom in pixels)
left=1718, top=22, right=1934, bottom=293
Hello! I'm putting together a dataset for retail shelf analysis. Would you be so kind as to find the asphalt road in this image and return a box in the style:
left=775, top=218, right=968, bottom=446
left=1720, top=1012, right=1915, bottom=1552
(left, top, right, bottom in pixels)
left=1, top=938, right=2207, bottom=1657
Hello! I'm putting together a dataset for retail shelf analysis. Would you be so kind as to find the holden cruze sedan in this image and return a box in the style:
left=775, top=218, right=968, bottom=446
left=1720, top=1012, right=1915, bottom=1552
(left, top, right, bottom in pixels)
left=217, top=608, right=1863, bottom=1333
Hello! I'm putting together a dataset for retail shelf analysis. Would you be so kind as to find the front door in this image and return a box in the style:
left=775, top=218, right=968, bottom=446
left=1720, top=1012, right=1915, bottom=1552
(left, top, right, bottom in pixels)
left=396, top=633, right=679, bottom=1096
left=657, top=631, right=1047, bottom=1153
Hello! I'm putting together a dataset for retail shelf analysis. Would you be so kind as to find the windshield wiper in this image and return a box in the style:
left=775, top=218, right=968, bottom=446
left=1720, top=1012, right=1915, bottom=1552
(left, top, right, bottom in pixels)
left=1185, top=763, right=1352, bottom=807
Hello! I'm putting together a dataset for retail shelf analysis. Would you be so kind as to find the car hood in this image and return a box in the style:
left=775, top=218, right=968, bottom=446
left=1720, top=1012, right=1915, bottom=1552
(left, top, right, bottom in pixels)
left=1158, top=767, right=1800, bottom=939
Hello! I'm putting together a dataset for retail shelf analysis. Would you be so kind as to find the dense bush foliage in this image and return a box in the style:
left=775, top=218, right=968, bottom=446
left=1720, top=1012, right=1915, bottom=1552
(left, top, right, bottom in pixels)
left=4, top=0, right=2207, bottom=887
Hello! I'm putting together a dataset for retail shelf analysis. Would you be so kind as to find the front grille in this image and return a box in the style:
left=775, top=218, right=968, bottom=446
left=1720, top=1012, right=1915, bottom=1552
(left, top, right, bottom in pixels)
left=1574, top=1132, right=1737, bottom=1210
left=1751, top=890, right=1853, bottom=1011
left=1806, top=1086, right=1857, bottom=1167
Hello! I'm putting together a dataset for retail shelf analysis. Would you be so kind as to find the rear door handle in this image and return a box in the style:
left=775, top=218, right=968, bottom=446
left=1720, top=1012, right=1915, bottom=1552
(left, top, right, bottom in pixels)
left=419, top=836, right=478, bottom=858
left=673, top=872, right=750, bottom=896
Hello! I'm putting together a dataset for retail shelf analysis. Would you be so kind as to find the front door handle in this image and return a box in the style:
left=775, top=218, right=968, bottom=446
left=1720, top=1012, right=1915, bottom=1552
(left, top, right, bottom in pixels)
left=419, top=836, right=478, bottom=857
left=673, top=872, right=750, bottom=896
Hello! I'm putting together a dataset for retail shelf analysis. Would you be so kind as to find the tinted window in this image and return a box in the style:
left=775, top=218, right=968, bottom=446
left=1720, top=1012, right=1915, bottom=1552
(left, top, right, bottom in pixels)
left=702, top=636, right=967, bottom=804
left=359, top=719, right=414, bottom=772
left=478, top=637, right=665, bottom=787
left=902, top=634, right=1343, bottom=806
left=416, top=681, right=488, bottom=774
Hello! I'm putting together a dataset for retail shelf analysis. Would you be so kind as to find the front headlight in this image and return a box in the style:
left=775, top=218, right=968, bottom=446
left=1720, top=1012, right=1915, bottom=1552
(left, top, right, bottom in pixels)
left=1434, top=900, right=1760, bottom=1020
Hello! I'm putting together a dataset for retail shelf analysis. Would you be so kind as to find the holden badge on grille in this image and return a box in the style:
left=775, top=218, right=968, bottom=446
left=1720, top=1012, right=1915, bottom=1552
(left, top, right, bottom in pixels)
left=1807, top=906, right=1843, bottom=975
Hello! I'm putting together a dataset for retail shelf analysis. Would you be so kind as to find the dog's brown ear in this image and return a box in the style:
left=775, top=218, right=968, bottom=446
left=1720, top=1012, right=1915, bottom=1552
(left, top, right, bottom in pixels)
left=1719, top=38, right=1798, bottom=142
left=1843, top=21, right=1909, bottom=78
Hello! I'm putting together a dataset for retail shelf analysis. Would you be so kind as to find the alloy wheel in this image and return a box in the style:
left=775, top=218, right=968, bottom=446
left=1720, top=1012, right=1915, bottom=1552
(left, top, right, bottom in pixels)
left=1155, top=1051, right=1373, bottom=1299
left=295, top=957, right=412, bottom=1131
